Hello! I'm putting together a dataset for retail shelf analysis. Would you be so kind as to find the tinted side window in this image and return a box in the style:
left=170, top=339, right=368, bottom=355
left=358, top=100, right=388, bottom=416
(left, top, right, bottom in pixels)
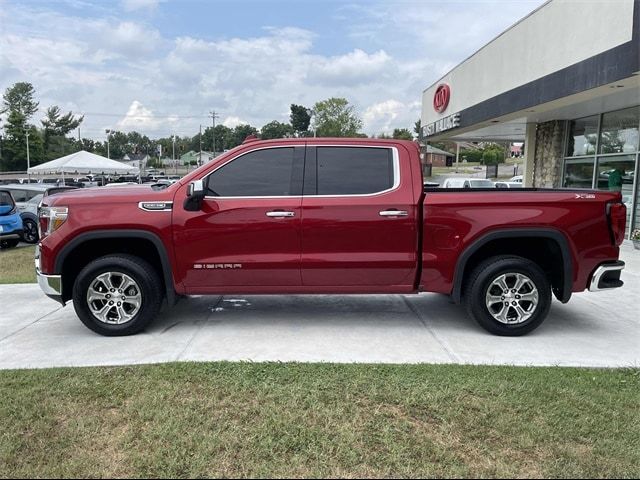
left=207, top=148, right=295, bottom=197
left=9, top=189, right=28, bottom=202
left=316, top=147, right=394, bottom=195
left=0, top=191, right=15, bottom=206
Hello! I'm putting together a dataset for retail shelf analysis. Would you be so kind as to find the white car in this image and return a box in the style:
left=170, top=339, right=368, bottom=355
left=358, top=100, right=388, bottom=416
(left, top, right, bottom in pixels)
left=509, top=175, right=523, bottom=183
left=442, top=178, right=495, bottom=188
left=494, top=181, right=523, bottom=188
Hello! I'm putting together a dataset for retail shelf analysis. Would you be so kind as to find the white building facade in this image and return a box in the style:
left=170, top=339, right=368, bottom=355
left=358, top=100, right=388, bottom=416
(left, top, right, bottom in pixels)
left=421, top=0, right=640, bottom=238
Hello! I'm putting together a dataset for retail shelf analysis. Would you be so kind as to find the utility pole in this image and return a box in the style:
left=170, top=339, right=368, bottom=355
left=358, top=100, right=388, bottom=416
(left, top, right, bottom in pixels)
left=199, top=124, right=202, bottom=166
left=209, top=111, right=219, bottom=157
left=105, top=129, right=111, bottom=159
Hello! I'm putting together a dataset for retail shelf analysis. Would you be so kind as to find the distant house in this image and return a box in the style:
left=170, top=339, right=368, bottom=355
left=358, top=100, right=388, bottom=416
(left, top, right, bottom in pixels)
left=180, top=150, right=215, bottom=165
left=121, top=153, right=150, bottom=169
left=423, top=145, right=455, bottom=167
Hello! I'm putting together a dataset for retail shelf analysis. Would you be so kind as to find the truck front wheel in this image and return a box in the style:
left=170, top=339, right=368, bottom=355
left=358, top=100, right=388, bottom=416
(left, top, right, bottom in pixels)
left=72, top=255, right=163, bottom=336
left=464, top=255, right=551, bottom=336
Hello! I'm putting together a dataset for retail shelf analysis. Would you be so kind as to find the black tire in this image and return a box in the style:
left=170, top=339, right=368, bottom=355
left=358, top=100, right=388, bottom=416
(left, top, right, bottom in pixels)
left=464, top=255, right=551, bottom=336
left=72, top=255, right=163, bottom=336
left=0, top=239, right=19, bottom=249
left=21, top=218, right=39, bottom=244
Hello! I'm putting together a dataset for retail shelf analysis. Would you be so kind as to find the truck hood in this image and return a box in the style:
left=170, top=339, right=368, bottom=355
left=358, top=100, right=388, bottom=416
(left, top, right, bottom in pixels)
left=43, top=184, right=177, bottom=206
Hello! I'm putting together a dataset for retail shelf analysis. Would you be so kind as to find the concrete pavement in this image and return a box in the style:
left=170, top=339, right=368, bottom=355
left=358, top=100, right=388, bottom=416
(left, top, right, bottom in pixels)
left=0, top=244, right=638, bottom=369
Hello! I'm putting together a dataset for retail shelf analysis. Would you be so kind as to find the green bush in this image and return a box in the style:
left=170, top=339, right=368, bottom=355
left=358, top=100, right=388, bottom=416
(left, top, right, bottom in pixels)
left=462, top=149, right=483, bottom=163
left=482, top=150, right=497, bottom=165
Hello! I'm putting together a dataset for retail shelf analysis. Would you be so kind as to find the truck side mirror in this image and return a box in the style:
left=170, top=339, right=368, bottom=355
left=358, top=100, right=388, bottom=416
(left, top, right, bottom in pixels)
left=184, top=179, right=205, bottom=211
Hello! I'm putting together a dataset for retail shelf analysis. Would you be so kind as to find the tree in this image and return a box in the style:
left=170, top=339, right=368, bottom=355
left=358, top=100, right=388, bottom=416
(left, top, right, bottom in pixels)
left=414, top=119, right=422, bottom=137
left=231, top=124, right=259, bottom=147
left=290, top=104, right=311, bottom=136
left=392, top=128, right=413, bottom=140
left=41, top=106, right=83, bottom=136
left=1, top=110, right=44, bottom=171
left=41, top=106, right=84, bottom=160
left=312, top=97, right=363, bottom=137
left=201, top=124, right=233, bottom=152
left=1, top=82, right=39, bottom=120
left=261, top=120, right=293, bottom=140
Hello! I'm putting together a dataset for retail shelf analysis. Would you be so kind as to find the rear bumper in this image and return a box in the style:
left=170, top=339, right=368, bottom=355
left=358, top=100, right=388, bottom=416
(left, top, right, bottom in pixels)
left=588, top=261, right=625, bottom=292
left=0, top=228, right=23, bottom=240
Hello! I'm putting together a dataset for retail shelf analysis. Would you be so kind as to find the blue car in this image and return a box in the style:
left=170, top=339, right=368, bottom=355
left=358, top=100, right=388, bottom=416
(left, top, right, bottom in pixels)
left=0, top=189, right=23, bottom=249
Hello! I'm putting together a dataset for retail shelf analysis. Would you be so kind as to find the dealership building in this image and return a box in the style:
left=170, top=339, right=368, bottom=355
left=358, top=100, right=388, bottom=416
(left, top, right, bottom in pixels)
left=421, top=0, right=640, bottom=238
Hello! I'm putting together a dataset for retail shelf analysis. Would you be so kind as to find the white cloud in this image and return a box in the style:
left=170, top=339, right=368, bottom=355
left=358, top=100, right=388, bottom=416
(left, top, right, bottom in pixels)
left=121, top=0, right=160, bottom=11
left=116, top=100, right=176, bottom=131
left=363, top=99, right=421, bottom=135
left=310, top=49, right=391, bottom=85
left=222, top=116, right=247, bottom=128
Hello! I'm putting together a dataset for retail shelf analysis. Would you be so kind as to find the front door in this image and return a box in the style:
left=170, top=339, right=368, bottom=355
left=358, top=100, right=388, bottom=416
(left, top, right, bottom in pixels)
left=300, top=145, right=418, bottom=290
left=174, top=146, right=304, bottom=290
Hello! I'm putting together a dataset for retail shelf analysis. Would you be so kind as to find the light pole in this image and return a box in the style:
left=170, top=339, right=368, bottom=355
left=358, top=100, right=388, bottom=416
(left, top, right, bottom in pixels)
left=105, top=129, right=111, bottom=159
left=172, top=135, right=176, bottom=174
left=25, top=129, right=31, bottom=183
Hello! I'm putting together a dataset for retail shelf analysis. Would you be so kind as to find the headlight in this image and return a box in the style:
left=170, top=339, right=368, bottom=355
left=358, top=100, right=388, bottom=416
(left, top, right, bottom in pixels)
left=38, top=206, right=68, bottom=238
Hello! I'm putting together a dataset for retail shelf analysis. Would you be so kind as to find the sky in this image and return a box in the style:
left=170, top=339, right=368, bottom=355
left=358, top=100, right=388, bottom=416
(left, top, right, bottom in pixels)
left=0, top=0, right=545, bottom=140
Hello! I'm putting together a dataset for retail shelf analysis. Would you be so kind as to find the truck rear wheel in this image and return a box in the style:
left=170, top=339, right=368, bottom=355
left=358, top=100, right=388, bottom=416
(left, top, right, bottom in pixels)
left=464, top=255, right=551, bottom=336
left=72, top=255, right=163, bottom=336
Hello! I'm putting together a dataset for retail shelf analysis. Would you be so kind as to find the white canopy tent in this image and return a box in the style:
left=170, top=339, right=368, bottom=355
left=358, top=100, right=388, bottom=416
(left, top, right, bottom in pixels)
left=27, top=151, right=138, bottom=180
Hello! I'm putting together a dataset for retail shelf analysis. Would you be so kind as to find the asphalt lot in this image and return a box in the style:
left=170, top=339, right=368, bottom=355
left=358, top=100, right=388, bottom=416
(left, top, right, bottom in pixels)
left=0, top=243, right=638, bottom=369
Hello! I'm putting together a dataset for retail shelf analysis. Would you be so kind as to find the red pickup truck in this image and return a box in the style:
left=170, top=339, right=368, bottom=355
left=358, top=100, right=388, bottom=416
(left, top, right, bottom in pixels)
left=35, top=138, right=626, bottom=336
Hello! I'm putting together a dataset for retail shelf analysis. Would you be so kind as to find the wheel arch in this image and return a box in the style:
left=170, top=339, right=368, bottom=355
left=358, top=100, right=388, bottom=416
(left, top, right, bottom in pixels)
left=451, top=228, right=573, bottom=304
left=55, top=230, right=176, bottom=305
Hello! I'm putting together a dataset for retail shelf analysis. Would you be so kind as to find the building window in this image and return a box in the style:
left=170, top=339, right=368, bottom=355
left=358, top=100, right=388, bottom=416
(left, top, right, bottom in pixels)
left=563, top=159, right=595, bottom=189
left=598, top=106, right=640, bottom=154
left=563, top=106, right=640, bottom=238
left=566, top=115, right=599, bottom=157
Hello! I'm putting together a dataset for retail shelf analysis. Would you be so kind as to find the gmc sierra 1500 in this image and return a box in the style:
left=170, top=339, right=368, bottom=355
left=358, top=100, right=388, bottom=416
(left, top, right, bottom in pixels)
left=35, top=137, right=626, bottom=336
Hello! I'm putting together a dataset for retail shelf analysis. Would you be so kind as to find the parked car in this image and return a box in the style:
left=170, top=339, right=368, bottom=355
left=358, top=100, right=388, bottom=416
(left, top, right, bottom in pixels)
left=2, top=184, right=76, bottom=243
left=0, top=190, right=23, bottom=249
left=494, top=181, right=523, bottom=188
left=509, top=175, right=523, bottom=183
left=442, top=177, right=495, bottom=188
left=75, top=177, right=99, bottom=188
left=36, top=138, right=626, bottom=337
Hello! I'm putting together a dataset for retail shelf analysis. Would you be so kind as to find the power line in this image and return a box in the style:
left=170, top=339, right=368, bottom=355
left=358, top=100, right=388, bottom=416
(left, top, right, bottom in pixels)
left=79, top=112, right=212, bottom=119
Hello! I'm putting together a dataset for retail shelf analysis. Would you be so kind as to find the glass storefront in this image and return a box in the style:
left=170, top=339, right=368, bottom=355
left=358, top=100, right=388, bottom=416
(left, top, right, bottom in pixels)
left=563, top=106, right=640, bottom=238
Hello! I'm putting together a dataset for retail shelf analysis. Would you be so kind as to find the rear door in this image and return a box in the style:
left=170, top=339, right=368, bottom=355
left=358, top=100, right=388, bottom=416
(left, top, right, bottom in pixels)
left=300, top=144, right=418, bottom=289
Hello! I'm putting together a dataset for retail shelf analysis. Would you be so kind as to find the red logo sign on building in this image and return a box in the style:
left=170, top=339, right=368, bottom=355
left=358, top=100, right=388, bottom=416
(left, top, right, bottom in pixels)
left=433, top=84, right=450, bottom=113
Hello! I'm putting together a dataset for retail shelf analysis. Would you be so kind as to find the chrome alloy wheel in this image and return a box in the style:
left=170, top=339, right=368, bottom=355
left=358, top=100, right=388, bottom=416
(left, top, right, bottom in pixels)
left=86, top=272, right=142, bottom=324
left=485, top=273, right=539, bottom=325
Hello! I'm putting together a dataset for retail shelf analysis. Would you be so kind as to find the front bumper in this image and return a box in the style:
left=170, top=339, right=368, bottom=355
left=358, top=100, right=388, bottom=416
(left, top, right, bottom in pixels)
left=37, top=269, right=62, bottom=296
left=35, top=244, right=65, bottom=304
left=588, top=261, right=625, bottom=292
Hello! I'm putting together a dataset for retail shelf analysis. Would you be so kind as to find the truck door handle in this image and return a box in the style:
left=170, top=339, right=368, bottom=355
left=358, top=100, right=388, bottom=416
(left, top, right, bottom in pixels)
left=266, top=211, right=295, bottom=218
left=379, top=210, right=408, bottom=217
